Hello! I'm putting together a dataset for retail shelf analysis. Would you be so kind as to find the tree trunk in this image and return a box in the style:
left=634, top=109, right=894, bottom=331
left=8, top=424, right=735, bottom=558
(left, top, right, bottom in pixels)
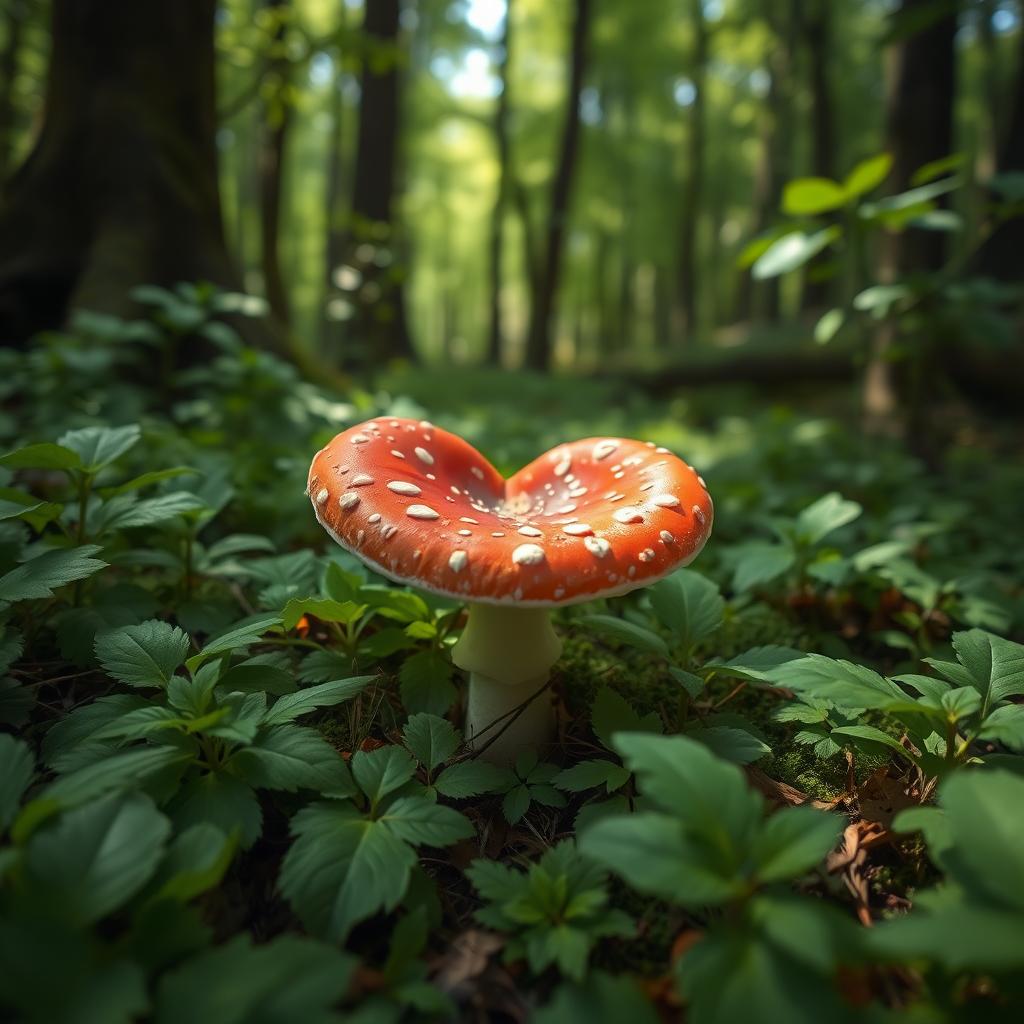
left=523, top=0, right=592, bottom=372
left=801, top=0, right=836, bottom=310
left=0, top=0, right=254, bottom=347
left=978, top=10, right=1024, bottom=282
left=320, top=56, right=347, bottom=353
left=346, top=0, right=414, bottom=368
left=258, top=0, right=292, bottom=325
left=677, top=0, right=707, bottom=337
left=864, top=0, right=957, bottom=437
left=485, top=0, right=513, bottom=366
left=0, top=0, right=26, bottom=182
left=737, top=0, right=795, bottom=323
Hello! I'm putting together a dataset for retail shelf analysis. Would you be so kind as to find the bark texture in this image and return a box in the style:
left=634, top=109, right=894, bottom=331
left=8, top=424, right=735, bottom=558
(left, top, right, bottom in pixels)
left=0, top=0, right=243, bottom=345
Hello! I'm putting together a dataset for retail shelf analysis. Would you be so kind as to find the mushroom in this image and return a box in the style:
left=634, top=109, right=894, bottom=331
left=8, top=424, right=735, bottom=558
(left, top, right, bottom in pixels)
left=307, top=418, right=713, bottom=762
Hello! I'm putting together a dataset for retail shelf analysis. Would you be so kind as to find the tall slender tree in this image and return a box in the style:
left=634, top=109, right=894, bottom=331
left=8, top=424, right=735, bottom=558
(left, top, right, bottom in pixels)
left=485, top=0, right=513, bottom=367
left=320, top=51, right=348, bottom=352
left=0, top=0, right=262, bottom=348
left=800, top=0, right=837, bottom=310
left=0, top=0, right=26, bottom=182
left=677, top=0, right=707, bottom=338
left=523, top=0, right=593, bottom=371
left=864, top=0, right=958, bottom=435
left=258, top=0, right=293, bottom=326
left=346, top=0, right=414, bottom=367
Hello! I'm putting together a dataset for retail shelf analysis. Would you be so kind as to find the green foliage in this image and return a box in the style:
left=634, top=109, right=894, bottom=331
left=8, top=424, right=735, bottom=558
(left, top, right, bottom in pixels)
left=468, top=842, right=633, bottom=981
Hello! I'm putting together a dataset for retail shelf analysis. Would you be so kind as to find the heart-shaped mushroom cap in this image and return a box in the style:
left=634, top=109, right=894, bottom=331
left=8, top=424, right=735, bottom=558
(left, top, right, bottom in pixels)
left=308, top=418, right=713, bottom=606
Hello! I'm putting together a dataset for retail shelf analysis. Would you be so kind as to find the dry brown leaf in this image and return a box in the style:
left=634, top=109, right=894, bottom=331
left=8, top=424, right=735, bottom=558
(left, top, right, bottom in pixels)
left=433, top=929, right=504, bottom=995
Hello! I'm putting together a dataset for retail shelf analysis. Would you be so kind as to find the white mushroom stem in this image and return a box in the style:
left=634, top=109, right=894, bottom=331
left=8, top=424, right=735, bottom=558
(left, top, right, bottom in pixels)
left=452, top=603, right=562, bottom=764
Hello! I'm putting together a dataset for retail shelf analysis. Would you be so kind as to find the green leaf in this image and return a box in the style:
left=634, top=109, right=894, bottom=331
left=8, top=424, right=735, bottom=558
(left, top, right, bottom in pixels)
left=94, top=492, right=206, bottom=533
left=591, top=686, right=662, bottom=751
left=813, top=307, right=845, bottom=345
left=59, top=424, right=141, bottom=472
left=842, top=153, right=892, bottom=199
left=167, top=771, right=263, bottom=849
left=380, top=794, right=474, bottom=846
left=25, top=792, right=170, bottom=924
left=229, top=725, right=353, bottom=795
left=95, top=620, right=191, bottom=689
left=0, top=734, right=34, bottom=830
left=403, top=712, right=461, bottom=772
left=502, top=783, right=532, bottom=824
left=185, top=614, right=282, bottom=672
left=691, top=725, right=771, bottom=764
left=978, top=703, right=1024, bottom=752
left=433, top=760, right=509, bottom=798
left=281, top=596, right=366, bottom=630
left=782, top=177, right=848, bottom=215
left=716, top=646, right=806, bottom=683
left=280, top=802, right=417, bottom=941
left=155, top=934, right=355, bottom=1024
left=648, top=569, right=724, bottom=650
left=940, top=769, right=1024, bottom=913
left=98, top=465, right=198, bottom=497
left=0, top=442, right=81, bottom=471
left=731, top=542, right=795, bottom=592
left=582, top=811, right=738, bottom=905
left=399, top=648, right=458, bottom=715
left=613, top=733, right=762, bottom=838
left=554, top=759, right=630, bottom=793
left=0, top=545, right=107, bottom=603
left=352, top=745, right=416, bottom=806
left=669, top=666, right=706, bottom=698
left=150, top=824, right=237, bottom=904
left=950, top=629, right=1024, bottom=707
left=261, top=675, right=372, bottom=727
left=217, top=661, right=297, bottom=696
left=752, top=227, right=839, bottom=279
left=830, top=725, right=914, bottom=761
left=751, top=806, right=841, bottom=882
left=795, top=492, right=861, bottom=545
left=41, top=744, right=194, bottom=811
left=578, top=614, right=669, bottom=657
left=534, top=971, right=660, bottom=1024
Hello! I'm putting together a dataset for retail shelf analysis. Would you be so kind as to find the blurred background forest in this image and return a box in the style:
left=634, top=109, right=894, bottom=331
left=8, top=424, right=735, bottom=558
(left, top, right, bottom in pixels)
left=0, top=0, right=1022, bottom=423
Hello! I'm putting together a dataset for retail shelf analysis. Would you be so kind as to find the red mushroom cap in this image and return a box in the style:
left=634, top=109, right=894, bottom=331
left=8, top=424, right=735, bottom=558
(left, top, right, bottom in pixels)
left=307, top=417, right=713, bottom=607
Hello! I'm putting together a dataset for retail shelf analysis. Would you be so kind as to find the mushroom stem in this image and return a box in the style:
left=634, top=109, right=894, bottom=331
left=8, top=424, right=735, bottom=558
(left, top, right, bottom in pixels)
left=452, top=603, right=562, bottom=764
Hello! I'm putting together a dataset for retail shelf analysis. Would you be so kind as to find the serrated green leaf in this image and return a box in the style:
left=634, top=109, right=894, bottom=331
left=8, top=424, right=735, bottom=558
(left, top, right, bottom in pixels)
left=167, top=771, right=263, bottom=849
left=579, top=614, right=669, bottom=657
left=399, top=648, right=457, bottom=715
left=403, top=712, right=461, bottom=772
left=261, top=675, right=372, bottom=727
left=554, top=759, right=630, bottom=793
left=0, top=545, right=107, bottom=603
left=751, top=806, right=842, bottom=882
left=95, top=620, right=190, bottom=688
left=228, top=725, right=353, bottom=795
left=0, top=442, right=81, bottom=471
left=25, top=792, right=170, bottom=924
left=352, top=745, right=416, bottom=806
left=0, top=734, right=34, bottom=830
left=433, top=760, right=509, bottom=799
left=649, top=569, right=724, bottom=650
left=59, top=424, right=141, bottom=472
left=185, top=614, right=282, bottom=672
left=591, top=686, right=662, bottom=751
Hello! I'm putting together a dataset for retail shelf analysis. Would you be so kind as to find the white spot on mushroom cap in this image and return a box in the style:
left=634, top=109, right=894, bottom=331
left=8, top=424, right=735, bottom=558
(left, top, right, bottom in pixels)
left=593, top=440, right=618, bottom=461
left=584, top=536, right=611, bottom=558
left=414, top=446, right=434, bottom=465
left=351, top=473, right=375, bottom=486
left=563, top=523, right=593, bottom=536
left=406, top=504, right=440, bottom=520
left=693, top=505, right=706, bottom=524
left=554, top=455, right=571, bottom=477
left=660, top=530, right=674, bottom=544
left=512, top=543, right=545, bottom=566
left=391, top=450, right=405, bottom=458
left=387, top=480, right=422, bottom=496
left=368, top=512, right=382, bottom=523
left=698, top=475, right=707, bottom=489
left=652, top=494, right=680, bottom=507
left=458, top=529, right=472, bottom=536
left=315, top=488, right=329, bottom=505
left=449, top=550, right=468, bottom=573
left=339, top=492, right=359, bottom=511
left=381, top=524, right=398, bottom=539
left=639, top=548, right=656, bottom=562
left=613, top=507, right=644, bottom=524
left=459, top=516, right=478, bottom=524
left=351, top=434, right=370, bottom=444
left=491, top=531, right=505, bottom=537
left=557, top=503, right=577, bottom=514
left=470, top=466, right=485, bottom=481
left=518, top=525, right=543, bottom=537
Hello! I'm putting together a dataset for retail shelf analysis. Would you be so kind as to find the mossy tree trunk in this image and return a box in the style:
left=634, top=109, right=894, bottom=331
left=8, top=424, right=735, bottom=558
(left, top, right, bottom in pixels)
left=0, top=0, right=255, bottom=346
